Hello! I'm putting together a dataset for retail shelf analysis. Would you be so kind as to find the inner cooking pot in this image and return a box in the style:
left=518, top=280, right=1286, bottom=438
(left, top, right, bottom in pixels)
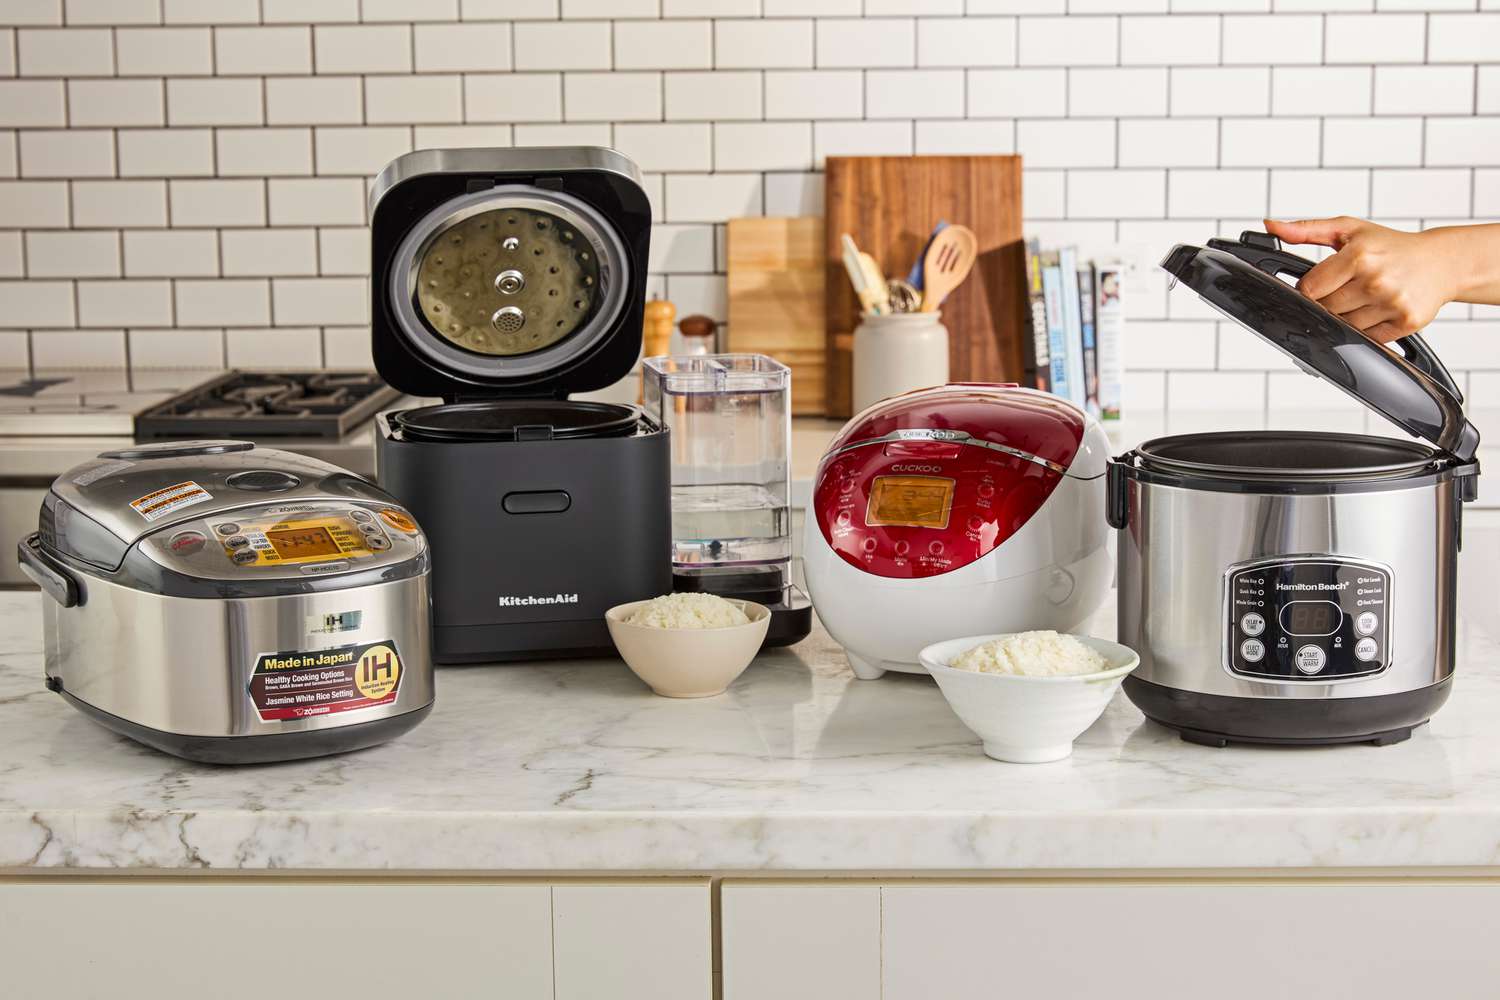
left=391, top=399, right=640, bottom=442
left=1135, top=431, right=1441, bottom=482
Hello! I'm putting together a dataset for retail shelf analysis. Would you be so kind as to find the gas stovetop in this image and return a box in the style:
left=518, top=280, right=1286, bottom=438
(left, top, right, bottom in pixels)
left=135, top=371, right=401, bottom=441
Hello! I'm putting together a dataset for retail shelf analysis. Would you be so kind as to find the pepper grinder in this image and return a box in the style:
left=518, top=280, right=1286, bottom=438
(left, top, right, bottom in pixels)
left=640, top=298, right=675, bottom=402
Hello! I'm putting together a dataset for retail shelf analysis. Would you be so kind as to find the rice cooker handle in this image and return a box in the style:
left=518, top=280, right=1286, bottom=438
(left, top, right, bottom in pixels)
left=1219, top=231, right=1466, bottom=405
left=17, top=533, right=78, bottom=608
left=1105, top=457, right=1132, bottom=530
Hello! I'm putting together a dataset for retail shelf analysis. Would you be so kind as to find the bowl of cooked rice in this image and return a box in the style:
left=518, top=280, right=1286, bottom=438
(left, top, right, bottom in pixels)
left=605, top=592, right=771, bottom=698
left=918, top=630, right=1139, bottom=763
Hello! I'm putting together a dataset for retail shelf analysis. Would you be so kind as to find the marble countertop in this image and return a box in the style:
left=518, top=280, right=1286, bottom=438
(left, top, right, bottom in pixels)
left=5, top=512, right=1500, bottom=874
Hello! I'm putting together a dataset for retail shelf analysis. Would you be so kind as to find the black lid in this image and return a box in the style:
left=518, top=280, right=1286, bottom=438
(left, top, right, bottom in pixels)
left=368, top=148, right=652, bottom=402
left=1161, top=231, right=1480, bottom=462
left=390, top=400, right=640, bottom=442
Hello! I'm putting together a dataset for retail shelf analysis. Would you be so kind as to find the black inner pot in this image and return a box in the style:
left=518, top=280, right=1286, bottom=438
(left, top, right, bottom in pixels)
left=1136, top=430, right=1440, bottom=481
left=392, top=400, right=640, bottom=442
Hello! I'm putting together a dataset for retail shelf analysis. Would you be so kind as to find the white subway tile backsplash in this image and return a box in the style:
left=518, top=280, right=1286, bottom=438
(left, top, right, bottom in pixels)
left=1019, top=16, right=1117, bottom=66
left=763, top=171, right=823, bottom=214
left=915, top=17, right=1017, bottom=67
left=465, top=73, right=562, bottom=122
left=0, top=280, right=73, bottom=327
left=1271, top=66, right=1371, bottom=116
left=1220, top=116, right=1320, bottom=165
left=273, top=277, right=366, bottom=325
left=364, top=0, right=457, bottom=20
left=65, top=0, right=159, bottom=25
left=1118, top=118, right=1217, bottom=166
left=25, top=230, right=117, bottom=277
left=78, top=279, right=172, bottom=326
left=226, top=326, right=322, bottom=367
left=462, top=0, right=558, bottom=17
left=968, top=67, right=1066, bottom=117
left=20, top=129, right=112, bottom=177
left=649, top=223, right=716, bottom=273
left=1324, top=14, right=1425, bottom=64
left=18, top=27, right=111, bottom=76
left=116, top=28, right=213, bottom=75
left=1127, top=320, right=1217, bottom=368
left=613, top=122, right=711, bottom=171
left=915, top=119, right=1016, bottom=154
left=665, top=173, right=762, bottom=221
left=1480, top=68, right=1500, bottom=115
left=765, top=0, right=857, bottom=15
left=765, top=70, right=862, bottom=119
left=565, top=72, right=663, bottom=122
left=0, top=81, right=65, bottom=127
left=1371, top=167, right=1471, bottom=216
left=32, top=330, right=125, bottom=367
left=128, top=328, right=226, bottom=369
left=267, top=76, right=365, bottom=126
left=1269, top=167, right=1371, bottom=217
left=866, top=70, right=964, bottom=119
left=413, top=124, right=511, bottom=148
left=514, top=21, right=612, bottom=71
left=665, top=273, right=727, bottom=322
left=665, top=0, right=757, bottom=12
left=1168, top=168, right=1267, bottom=215
left=414, top=22, right=511, bottom=72
left=1120, top=15, right=1219, bottom=65
left=1170, top=66, right=1269, bottom=116
left=513, top=122, right=611, bottom=146
left=72, top=179, right=167, bottom=227
left=1323, top=116, right=1425, bottom=171
left=563, top=0, right=654, bottom=16
left=0, top=1, right=61, bottom=26
left=1221, top=14, right=1321, bottom=64
left=1217, top=321, right=1295, bottom=368
left=715, top=19, right=814, bottom=69
left=666, top=71, right=760, bottom=120
left=1426, top=118, right=1500, bottom=167
left=0, top=233, right=21, bottom=277
left=614, top=20, right=713, bottom=70
left=714, top=122, right=813, bottom=170
left=319, top=227, right=369, bottom=275
left=1427, top=13, right=1500, bottom=64
left=217, top=128, right=315, bottom=176
left=1022, top=168, right=1066, bottom=217
left=123, top=230, right=220, bottom=277
left=163, top=0, right=258, bottom=25
left=263, top=0, right=358, bottom=23
left=818, top=17, right=916, bottom=68
left=1070, top=68, right=1169, bottom=117
left=1069, top=169, right=1166, bottom=217
left=170, top=179, right=265, bottom=227
left=167, top=78, right=263, bottom=126
left=1167, top=370, right=1265, bottom=410
left=813, top=120, right=913, bottom=164
left=314, top=25, right=411, bottom=74
left=176, top=278, right=270, bottom=326
left=268, top=177, right=365, bottom=225
left=313, top=126, right=410, bottom=176
left=1016, top=119, right=1116, bottom=167
left=222, top=228, right=318, bottom=276
left=68, top=79, right=165, bottom=127
left=1482, top=171, right=1500, bottom=216
left=322, top=326, right=373, bottom=368
left=1373, top=65, right=1473, bottom=115
left=216, top=26, right=313, bottom=76
left=365, top=76, right=463, bottom=124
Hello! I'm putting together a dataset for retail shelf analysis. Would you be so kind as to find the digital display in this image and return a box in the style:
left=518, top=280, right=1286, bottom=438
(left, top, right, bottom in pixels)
left=866, top=475, right=954, bottom=529
left=265, top=526, right=340, bottom=559
left=1280, top=600, right=1342, bottom=636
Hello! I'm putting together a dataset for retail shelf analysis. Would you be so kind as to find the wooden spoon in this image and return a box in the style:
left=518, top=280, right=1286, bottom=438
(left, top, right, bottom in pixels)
left=918, top=225, right=977, bottom=313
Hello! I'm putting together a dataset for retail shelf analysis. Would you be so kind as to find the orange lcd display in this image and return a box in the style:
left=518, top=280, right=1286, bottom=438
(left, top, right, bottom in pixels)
left=265, top=526, right=340, bottom=559
left=865, top=475, right=955, bottom=529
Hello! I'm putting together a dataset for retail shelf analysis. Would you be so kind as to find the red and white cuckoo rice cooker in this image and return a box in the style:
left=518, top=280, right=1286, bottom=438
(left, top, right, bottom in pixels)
left=803, top=384, right=1112, bottom=679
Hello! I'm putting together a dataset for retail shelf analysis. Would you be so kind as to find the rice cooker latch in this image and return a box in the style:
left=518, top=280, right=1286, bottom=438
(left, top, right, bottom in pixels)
left=1161, top=231, right=1480, bottom=464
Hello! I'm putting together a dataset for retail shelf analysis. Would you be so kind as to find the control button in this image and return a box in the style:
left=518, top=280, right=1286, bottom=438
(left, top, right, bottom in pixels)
left=862, top=537, right=877, bottom=553
left=836, top=510, right=851, bottom=526
left=501, top=490, right=572, bottom=515
left=300, top=560, right=350, bottom=575
left=1239, top=638, right=1265, bottom=663
left=967, top=515, right=984, bottom=532
left=367, top=536, right=390, bottom=551
left=225, top=535, right=249, bottom=549
left=978, top=483, right=995, bottom=500
left=216, top=522, right=239, bottom=536
left=1295, top=645, right=1327, bottom=675
left=894, top=540, right=910, bottom=557
left=882, top=441, right=962, bottom=460
left=350, top=509, right=372, bottom=523
left=1356, top=611, right=1379, bottom=636
left=168, top=530, right=206, bottom=556
left=1240, top=612, right=1266, bottom=636
left=379, top=508, right=418, bottom=533
left=839, top=478, right=854, bottom=494
left=227, top=470, right=300, bottom=492
left=359, top=522, right=383, bottom=536
left=1355, top=637, right=1379, bottom=662
left=231, top=549, right=258, bottom=565
left=928, top=540, right=944, bottom=556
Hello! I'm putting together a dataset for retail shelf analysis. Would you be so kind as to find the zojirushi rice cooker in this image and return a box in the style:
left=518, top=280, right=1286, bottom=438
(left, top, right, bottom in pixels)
left=1109, top=231, right=1481, bottom=747
left=370, top=147, right=670, bottom=663
left=18, top=441, right=434, bottom=763
left=804, top=383, right=1112, bottom=679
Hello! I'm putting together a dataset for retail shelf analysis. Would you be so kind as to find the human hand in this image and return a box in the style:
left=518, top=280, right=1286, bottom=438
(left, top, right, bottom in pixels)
left=1262, top=217, right=1457, bottom=344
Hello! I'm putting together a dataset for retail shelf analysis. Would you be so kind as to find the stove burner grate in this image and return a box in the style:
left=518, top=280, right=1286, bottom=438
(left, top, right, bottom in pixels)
left=135, top=371, right=400, bottom=441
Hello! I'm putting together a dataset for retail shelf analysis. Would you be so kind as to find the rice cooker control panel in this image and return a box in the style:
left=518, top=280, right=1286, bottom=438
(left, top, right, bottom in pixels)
left=1224, top=557, right=1391, bottom=682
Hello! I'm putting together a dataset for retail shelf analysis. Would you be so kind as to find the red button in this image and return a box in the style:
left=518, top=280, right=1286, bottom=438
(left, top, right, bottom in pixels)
left=967, top=515, right=983, bottom=532
left=169, top=530, right=206, bottom=555
left=862, top=537, right=877, bottom=553
left=928, top=540, right=944, bottom=556
left=836, top=510, right=851, bottom=526
left=978, top=483, right=995, bottom=499
left=894, top=540, right=909, bottom=557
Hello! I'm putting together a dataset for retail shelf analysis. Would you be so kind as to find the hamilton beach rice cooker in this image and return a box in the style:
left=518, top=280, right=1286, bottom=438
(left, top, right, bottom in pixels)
left=18, top=441, right=434, bottom=764
left=804, top=384, right=1112, bottom=679
left=369, top=147, right=670, bottom=663
left=1109, top=231, right=1481, bottom=747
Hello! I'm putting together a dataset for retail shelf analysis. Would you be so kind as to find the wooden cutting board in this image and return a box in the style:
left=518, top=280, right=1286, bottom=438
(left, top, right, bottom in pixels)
left=725, top=216, right=825, bottom=415
left=824, top=156, right=1027, bottom=417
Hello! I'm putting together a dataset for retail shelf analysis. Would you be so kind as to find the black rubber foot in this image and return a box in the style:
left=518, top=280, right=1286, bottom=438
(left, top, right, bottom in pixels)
left=1171, top=720, right=1417, bottom=748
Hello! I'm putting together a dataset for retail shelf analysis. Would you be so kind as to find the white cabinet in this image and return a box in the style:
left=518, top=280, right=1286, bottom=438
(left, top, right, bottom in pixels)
left=0, top=878, right=711, bottom=1000
left=722, top=883, right=880, bottom=1000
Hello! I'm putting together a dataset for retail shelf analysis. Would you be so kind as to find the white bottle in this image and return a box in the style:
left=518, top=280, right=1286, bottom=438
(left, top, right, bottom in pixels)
left=852, top=312, right=950, bottom=413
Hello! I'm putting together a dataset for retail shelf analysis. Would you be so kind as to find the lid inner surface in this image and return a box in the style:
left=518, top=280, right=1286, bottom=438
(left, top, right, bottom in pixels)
left=393, top=400, right=638, bottom=442
left=415, top=205, right=601, bottom=357
left=1137, top=431, right=1439, bottom=479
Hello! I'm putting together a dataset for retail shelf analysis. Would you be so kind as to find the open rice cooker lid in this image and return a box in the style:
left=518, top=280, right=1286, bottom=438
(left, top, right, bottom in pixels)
left=390, top=399, right=641, bottom=443
left=368, top=147, right=652, bottom=402
left=1161, top=231, right=1480, bottom=463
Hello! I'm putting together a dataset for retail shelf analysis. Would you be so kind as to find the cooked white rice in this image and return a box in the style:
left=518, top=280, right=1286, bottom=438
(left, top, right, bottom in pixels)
left=949, top=630, right=1107, bottom=677
left=626, top=592, right=750, bottom=629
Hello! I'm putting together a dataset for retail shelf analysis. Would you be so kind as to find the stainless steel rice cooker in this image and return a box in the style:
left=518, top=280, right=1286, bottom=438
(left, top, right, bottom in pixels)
left=18, top=441, right=434, bottom=763
left=1108, top=231, right=1480, bottom=747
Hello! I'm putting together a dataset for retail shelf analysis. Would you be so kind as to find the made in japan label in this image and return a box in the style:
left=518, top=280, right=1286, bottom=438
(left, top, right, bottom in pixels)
left=248, top=640, right=403, bottom=722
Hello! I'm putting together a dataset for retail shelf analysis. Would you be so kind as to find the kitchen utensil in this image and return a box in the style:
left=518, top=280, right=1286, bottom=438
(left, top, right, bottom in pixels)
left=851, top=312, right=948, bottom=414
left=919, top=634, right=1140, bottom=763
left=725, top=217, right=825, bottom=414
left=840, top=233, right=884, bottom=316
left=803, top=384, right=1112, bottom=680
left=605, top=598, right=771, bottom=698
left=369, top=147, right=671, bottom=664
left=885, top=279, right=921, bottom=313
left=824, top=156, right=1025, bottom=416
left=905, top=220, right=948, bottom=291
left=857, top=251, right=892, bottom=315
left=918, top=224, right=977, bottom=313
left=17, top=440, right=434, bottom=763
left=1109, top=231, right=1481, bottom=746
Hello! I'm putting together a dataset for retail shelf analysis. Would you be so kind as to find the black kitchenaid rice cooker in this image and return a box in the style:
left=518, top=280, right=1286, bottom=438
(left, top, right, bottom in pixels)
left=370, top=147, right=670, bottom=663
